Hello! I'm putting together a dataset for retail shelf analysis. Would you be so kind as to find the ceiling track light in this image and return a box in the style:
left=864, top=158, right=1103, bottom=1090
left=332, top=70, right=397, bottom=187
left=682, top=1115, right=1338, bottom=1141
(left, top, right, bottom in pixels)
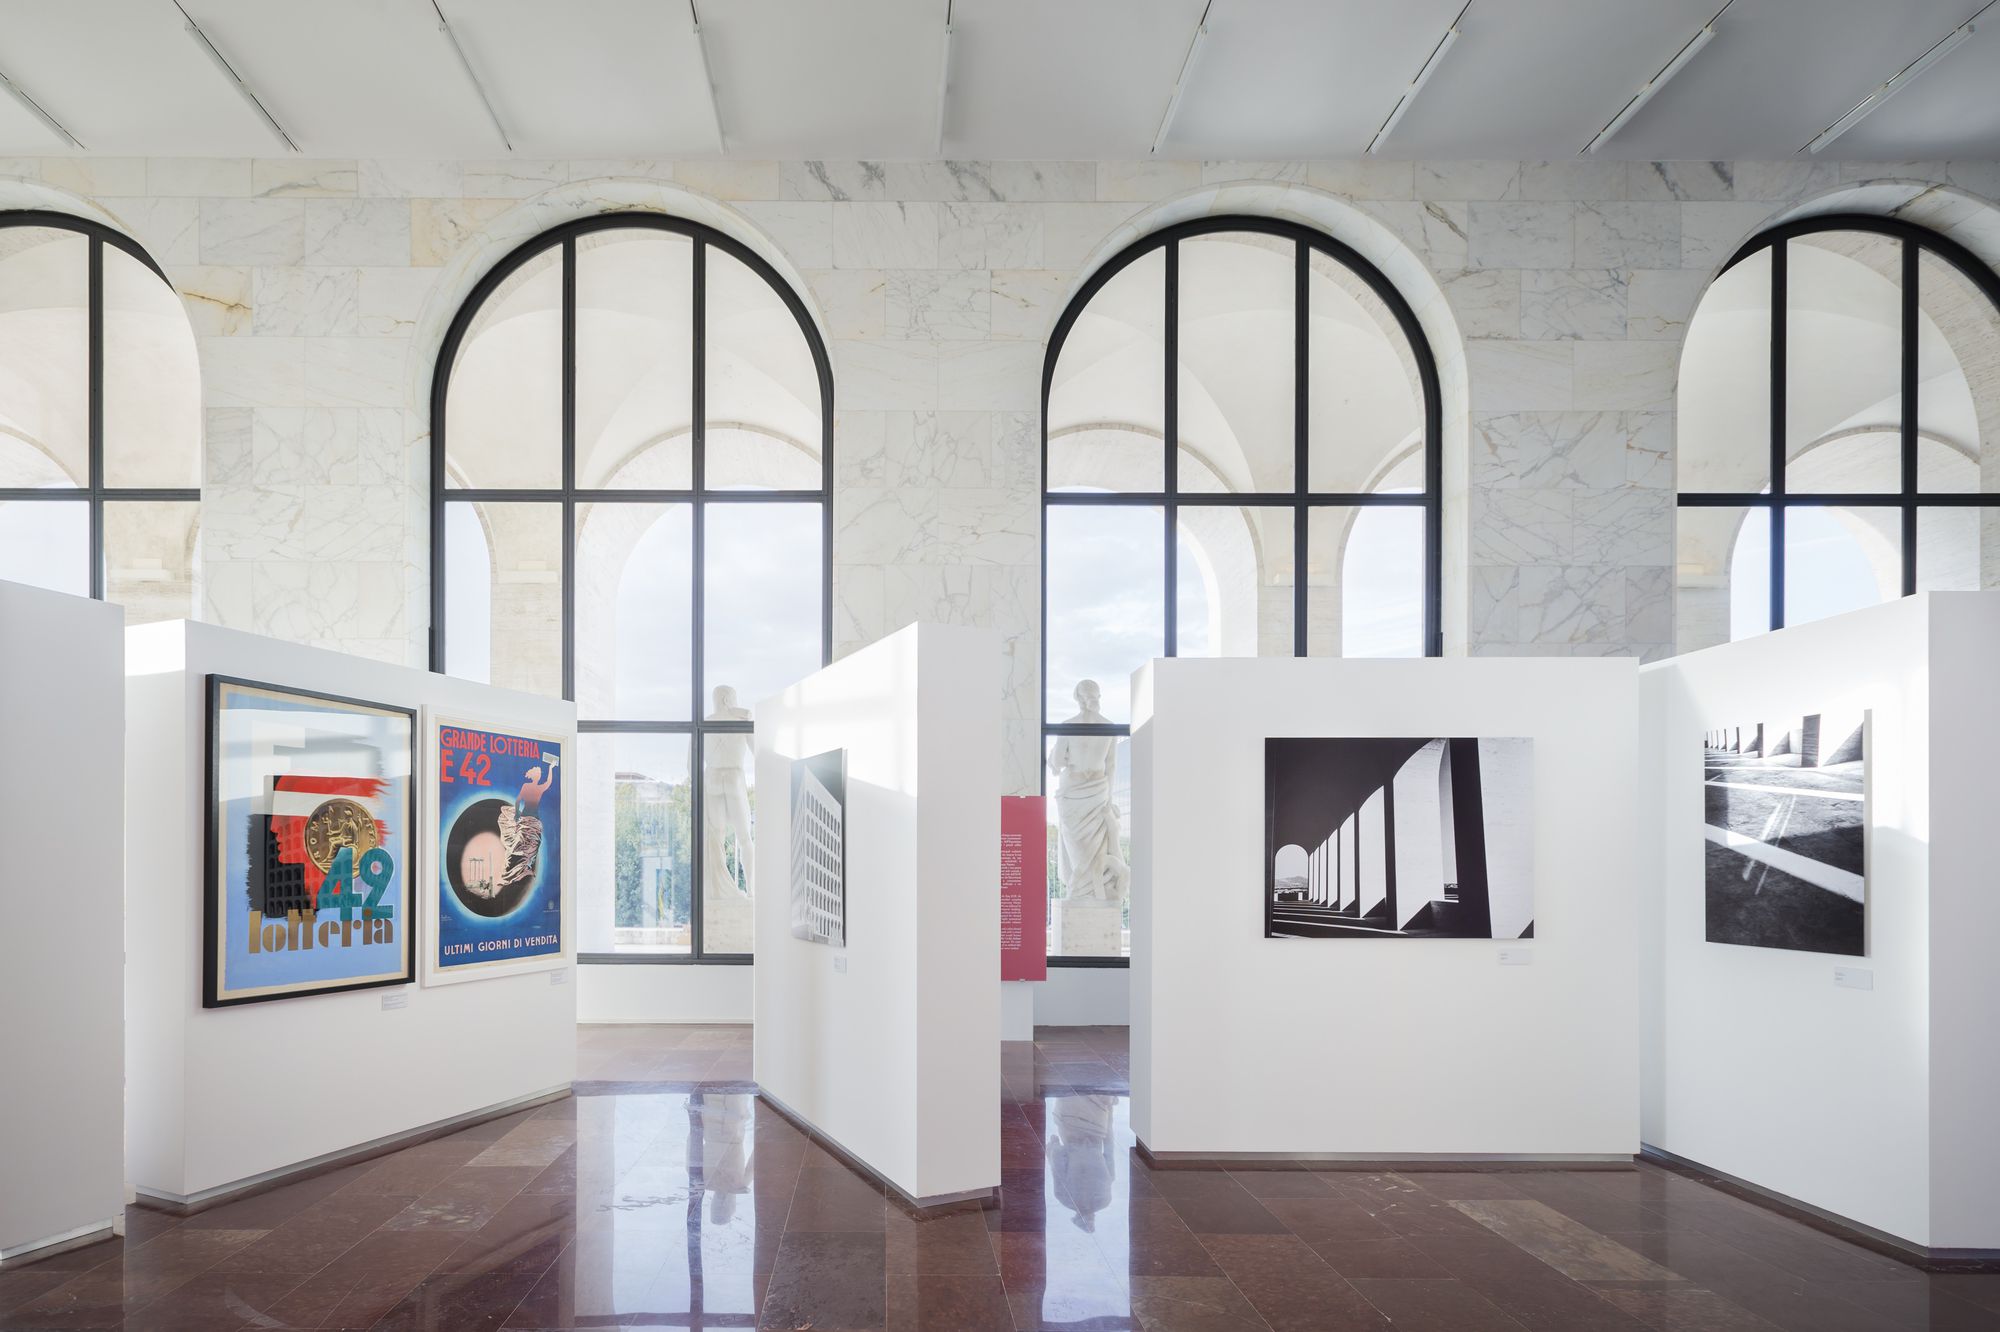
left=1804, top=0, right=1993, bottom=153
left=0, top=66, right=83, bottom=150
left=935, top=0, right=954, bottom=155
left=1151, top=0, right=1213, bottom=156
left=1367, top=0, right=1470, bottom=156
left=1581, top=1, right=1731, bottom=155
left=690, top=0, right=725, bottom=153
left=176, top=0, right=297, bottom=153
left=431, top=0, right=511, bottom=153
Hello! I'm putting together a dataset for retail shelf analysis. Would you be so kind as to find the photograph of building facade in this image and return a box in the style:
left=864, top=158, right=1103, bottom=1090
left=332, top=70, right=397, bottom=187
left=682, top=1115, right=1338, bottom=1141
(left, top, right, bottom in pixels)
left=1265, top=736, right=1533, bottom=940
left=1704, top=711, right=1867, bottom=956
left=789, top=748, right=845, bottom=947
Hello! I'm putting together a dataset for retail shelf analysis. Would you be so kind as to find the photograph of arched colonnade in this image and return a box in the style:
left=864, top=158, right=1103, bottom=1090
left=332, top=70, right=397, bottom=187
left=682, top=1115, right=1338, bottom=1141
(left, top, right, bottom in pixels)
left=1703, top=711, right=1867, bottom=957
left=1264, top=736, right=1534, bottom=940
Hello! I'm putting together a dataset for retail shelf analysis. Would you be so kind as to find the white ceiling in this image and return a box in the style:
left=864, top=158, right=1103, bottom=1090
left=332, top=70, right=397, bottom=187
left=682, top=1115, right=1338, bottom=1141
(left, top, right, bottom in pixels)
left=0, top=0, right=1993, bottom=162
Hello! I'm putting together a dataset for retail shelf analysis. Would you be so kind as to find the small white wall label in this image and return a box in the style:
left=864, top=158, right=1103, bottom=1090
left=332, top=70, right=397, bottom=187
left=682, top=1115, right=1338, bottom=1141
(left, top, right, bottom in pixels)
left=1497, top=948, right=1534, bottom=966
left=833, top=954, right=848, bottom=974
left=549, top=968, right=568, bottom=986
left=1833, top=967, right=1873, bottom=991
left=381, top=990, right=408, bottom=1010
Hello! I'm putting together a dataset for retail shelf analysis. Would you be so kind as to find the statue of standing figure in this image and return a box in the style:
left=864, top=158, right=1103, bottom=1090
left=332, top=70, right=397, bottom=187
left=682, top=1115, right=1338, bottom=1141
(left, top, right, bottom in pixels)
left=703, top=685, right=754, bottom=896
left=1047, top=679, right=1130, bottom=905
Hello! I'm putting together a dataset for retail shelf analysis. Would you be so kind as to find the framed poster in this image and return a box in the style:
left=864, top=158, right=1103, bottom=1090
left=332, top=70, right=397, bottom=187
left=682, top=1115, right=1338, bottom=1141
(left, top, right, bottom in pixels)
left=789, top=748, right=846, bottom=947
left=204, top=676, right=417, bottom=1007
left=1703, top=710, right=1866, bottom=956
left=424, top=715, right=568, bottom=984
left=1264, top=737, right=1535, bottom=941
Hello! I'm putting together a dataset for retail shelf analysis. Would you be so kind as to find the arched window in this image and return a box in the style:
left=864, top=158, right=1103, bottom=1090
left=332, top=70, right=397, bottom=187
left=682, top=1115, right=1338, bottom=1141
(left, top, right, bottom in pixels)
left=1677, top=215, right=2000, bottom=651
left=432, top=216, right=832, bottom=963
left=1041, top=217, right=1442, bottom=961
left=0, top=212, right=201, bottom=619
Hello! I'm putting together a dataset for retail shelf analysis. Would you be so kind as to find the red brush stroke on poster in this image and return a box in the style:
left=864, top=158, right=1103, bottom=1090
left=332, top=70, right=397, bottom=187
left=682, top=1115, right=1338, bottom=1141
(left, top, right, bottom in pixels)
left=1000, top=796, right=1048, bottom=982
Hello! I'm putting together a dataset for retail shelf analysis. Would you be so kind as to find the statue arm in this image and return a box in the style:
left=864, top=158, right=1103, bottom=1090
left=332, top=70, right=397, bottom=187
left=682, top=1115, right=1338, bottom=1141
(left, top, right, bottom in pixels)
left=1047, top=736, right=1068, bottom=776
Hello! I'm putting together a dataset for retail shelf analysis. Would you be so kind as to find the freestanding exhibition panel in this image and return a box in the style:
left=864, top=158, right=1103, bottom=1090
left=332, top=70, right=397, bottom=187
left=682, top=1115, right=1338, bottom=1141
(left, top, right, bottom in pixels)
left=0, top=581, right=125, bottom=1264
left=1130, top=655, right=1642, bottom=1162
left=123, top=620, right=578, bottom=1208
left=753, top=621, right=1002, bottom=1208
left=1641, top=591, right=2000, bottom=1255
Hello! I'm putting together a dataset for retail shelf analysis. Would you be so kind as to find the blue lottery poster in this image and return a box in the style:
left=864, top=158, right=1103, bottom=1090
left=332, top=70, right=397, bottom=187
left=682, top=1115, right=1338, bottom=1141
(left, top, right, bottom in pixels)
left=434, top=720, right=565, bottom=978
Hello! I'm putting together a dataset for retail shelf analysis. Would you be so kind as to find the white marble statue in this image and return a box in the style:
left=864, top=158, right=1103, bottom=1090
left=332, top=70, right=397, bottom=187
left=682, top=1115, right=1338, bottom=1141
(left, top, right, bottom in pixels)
left=1047, top=679, right=1130, bottom=905
left=703, top=685, right=755, bottom=897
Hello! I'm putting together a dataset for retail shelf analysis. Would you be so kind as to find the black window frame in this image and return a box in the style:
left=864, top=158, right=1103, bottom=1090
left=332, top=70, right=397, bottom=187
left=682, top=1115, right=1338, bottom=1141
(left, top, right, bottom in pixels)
left=429, top=213, right=834, bottom=967
left=1679, top=213, right=2000, bottom=630
left=0, top=210, right=199, bottom=599
left=1039, top=215, right=1445, bottom=968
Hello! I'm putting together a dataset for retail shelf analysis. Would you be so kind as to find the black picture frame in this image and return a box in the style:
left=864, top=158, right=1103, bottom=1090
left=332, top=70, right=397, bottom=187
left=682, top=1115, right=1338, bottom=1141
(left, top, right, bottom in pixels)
left=203, top=674, right=420, bottom=1008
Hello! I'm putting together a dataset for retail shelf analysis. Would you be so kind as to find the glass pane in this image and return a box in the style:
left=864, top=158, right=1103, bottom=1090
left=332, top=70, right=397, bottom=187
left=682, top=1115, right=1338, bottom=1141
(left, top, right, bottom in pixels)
left=1047, top=248, right=1164, bottom=493
left=576, top=501, right=692, bottom=721
left=0, top=499, right=87, bottom=596
left=706, top=247, right=822, bottom=490
left=1179, top=232, right=1296, bottom=495
left=702, top=502, right=822, bottom=720
left=1045, top=734, right=1132, bottom=959
left=1783, top=505, right=1900, bottom=628
left=1917, top=251, right=1999, bottom=494
left=1177, top=506, right=1292, bottom=656
left=575, top=229, right=693, bottom=490
left=1786, top=233, right=1902, bottom=493
left=700, top=728, right=757, bottom=955
left=1916, top=506, right=1999, bottom=592
left=443, top=500, right=562, bottom=696
left=577, top=732, right=692, bottom=955
left=1308, top=504, right=1426, bottom=658
left=444, top=243, right=562, bottom=489
left=0, top=227, right=88, bottom=488
left=103, top=245, right=200, bottom=488
left=1308, top=249, right=1424, bottom=493
left=1677, top=505, right=1769, bottom=652
left=103, top=500, right=198, bottom=625
left=1678, top=247, right=1772, bottom=495
left=1045, top=504, right=1163, bottom=724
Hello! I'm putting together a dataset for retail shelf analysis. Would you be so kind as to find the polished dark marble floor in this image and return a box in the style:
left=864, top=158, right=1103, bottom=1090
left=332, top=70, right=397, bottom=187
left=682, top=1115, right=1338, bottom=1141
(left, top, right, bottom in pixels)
left=5, top=1023, right=1998, bottom=1330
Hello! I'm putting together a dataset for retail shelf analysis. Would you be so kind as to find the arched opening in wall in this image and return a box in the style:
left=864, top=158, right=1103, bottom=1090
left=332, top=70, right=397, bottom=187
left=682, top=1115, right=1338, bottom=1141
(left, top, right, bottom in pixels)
left=1041, top=216, right=1442, bottom=962
left=431, top=215, right=833, bottom=964
left=1676, top=215, right=2000, bottom=653
left=0, top=212, right=201, bottom=620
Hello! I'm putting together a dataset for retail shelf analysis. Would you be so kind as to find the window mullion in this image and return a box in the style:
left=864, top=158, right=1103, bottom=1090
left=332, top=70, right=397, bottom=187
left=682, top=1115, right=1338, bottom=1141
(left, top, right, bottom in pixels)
left=87, top=235, right=104, bottom=600
left=561, top=237, right=577, bottom=703
left=1769, top=238, right=1787, bottom=632
left=1293, top=238, right=1308, bottom=658
left=1163, top=238, right=1178, bottom=659
left=690, top=236, right=708, bottom=960
left=1901, top=238, right=1919, bottom=596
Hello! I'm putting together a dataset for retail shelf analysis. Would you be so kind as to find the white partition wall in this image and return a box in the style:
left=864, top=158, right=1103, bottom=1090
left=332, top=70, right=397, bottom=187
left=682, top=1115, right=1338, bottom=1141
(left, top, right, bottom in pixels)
left=123, top=620, right=578, bottom=1207
left=1130, top=655, right=1640, bottom=1160
left=1641, top=592, right=2000, bottom=1254
left=0, top=583, right=125, bottom=1262
left=753, top=621, right=1000, bottom=1206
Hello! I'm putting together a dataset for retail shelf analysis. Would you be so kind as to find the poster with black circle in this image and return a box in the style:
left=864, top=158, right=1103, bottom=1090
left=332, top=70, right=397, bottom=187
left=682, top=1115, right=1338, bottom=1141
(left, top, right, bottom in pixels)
left=425, top=716, right=568, bottom=984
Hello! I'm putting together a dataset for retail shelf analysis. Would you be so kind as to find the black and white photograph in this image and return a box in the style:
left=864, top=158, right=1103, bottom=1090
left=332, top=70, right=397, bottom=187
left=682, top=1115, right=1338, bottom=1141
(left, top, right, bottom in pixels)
left=1265, top=737, right=1534, bottom=940
left=1704, top=712, right=1866, bottom=957
left=789, top=748, right=846, bottom=947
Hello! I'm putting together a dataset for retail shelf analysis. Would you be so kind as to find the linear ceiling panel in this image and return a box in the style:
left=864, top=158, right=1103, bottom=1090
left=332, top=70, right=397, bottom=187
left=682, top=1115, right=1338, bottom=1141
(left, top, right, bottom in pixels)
left=0, top=0, right=273, bottom=156
left=702, top=0, right=940, bottom=158
left=183, top=0, right=500, bottom=157
left=1169, top=0, right=1463, bottom=159
left=947, top=0, right=1208, bottom=159
left=439, top=0, right=716, bottom=158
left=1383, top=0, right=1717, bottom=160
left=1603, top=0, right=1986, bottom=161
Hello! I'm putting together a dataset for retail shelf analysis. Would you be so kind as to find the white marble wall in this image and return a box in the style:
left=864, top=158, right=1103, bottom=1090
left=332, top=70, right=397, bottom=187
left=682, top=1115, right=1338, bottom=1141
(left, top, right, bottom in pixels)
left=6, top=154, right=1998, bottom=791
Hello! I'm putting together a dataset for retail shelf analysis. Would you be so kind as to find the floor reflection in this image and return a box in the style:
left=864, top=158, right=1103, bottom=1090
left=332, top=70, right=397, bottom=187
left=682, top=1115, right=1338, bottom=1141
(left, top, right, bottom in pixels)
left=6, top=1024, right=1999, bottom=1331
